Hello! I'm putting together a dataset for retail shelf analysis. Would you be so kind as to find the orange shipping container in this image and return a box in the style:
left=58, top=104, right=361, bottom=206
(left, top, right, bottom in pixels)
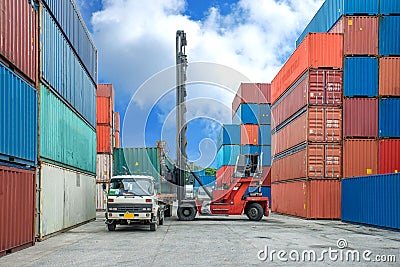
left=271, top=33, right=343, bottom=104
left=232, top=83, right=271, bottom=116
left=272, top=179, right=341, bottom=219
left=114, top=112, right=121, bottom=132
left=272, top=143, right=342, bottom=182
left=216, top=165, right=235, bottom=188
left=240, top=124, right=259, bottom=145
left=96, top=96, right=113, bottom=125
left=379, top=57, right=400, bottom=97
left=114, top=131, right=120, bottom=148
left=379, top=139, right=400, bottom=174
left=343, top=139, right=378, bottom=178
left=97, top=125, right=112, bottom=153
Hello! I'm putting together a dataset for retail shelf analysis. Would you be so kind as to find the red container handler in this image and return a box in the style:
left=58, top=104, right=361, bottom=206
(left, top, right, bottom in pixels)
left=0, top=165, right=35, bottom=256
left=271, top=179, right=341, bottom=219
left=343, top=98, right=378, bottom=138
left=215, top=165, right=235, bottom=188
left=379, top=139, right=400, bottom=174
left=343, top=139, right=378, bottom=178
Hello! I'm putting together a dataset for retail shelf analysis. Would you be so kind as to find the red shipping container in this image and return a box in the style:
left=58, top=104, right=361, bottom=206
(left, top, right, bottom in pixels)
left=379, top=57, right=400, bottom=97
left=97, top=125, right=112, bottom=153
left=216, top=165, right=235, bottom=188
left=271, top=33, right=343, bottom=104
left=379, top=139, right=400, bottom=174
left=232, top=83, right=271, bottom=115
left=261, top=166, right=271, bottom=186
left=240, top=124, right=259, bottom=145
left=272, top=69, right=342, bottom=129
left=343, top=98, right=378, bottom=138
left=96, top=97, right=113, bottom=125
left=272, top=143, right=342, bottom=182
left=0, top=166, right=35, bottom=255
left=0, top=0, right=38, bottom=85
left=272, top=179, right=341, bottom=219
left=114, top=131, right=120, bottom=148
left=114, top=112, right=121, bottom=132
left=329, top=16, right=378, bottom=56
left=343, top=139, right=378, bottom=178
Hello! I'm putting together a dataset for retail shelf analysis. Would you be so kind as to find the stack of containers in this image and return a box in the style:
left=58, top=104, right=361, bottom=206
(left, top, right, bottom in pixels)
left=0, top=0, right=38, bottom=253
left=37, top=0, right=97, bottom=239
left=114, top=112, right=121, bottom=148
left=96, top=84, right=115, bottom=210
left=271, top=33, right=343, bottom=219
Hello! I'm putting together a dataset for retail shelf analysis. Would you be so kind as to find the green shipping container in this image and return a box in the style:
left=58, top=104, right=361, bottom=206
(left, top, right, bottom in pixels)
left=40, top=84, right=96, bottom=174
left=113, top=148, right=161, bottom=183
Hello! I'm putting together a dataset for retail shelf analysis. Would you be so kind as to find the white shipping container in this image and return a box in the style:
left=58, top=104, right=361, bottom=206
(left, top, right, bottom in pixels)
left=96, top=154, right=112, bottom=181
left=36, top=163, right=96, bottom=239
left=96, top=182, right=108, bottom=211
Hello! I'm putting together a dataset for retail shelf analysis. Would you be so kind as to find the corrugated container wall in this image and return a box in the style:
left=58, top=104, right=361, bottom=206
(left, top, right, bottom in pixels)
left=114, top=132, right=120, bottom=148
left=0, top=63, right=37, bottom=166
left=96, top=154, right=112, bottom=182
left=96, top=97, right=113, bottom=125
left=258, top=125, right=271, bottom=145
left=216, top=165, right=235, bottom=187
left=379, top=57, right=400, bottom=97
left=379, top=0, right=400, bottom=15
left=379, top=98, right=400, bottom=138
left=0, top=0, right=38, bottom=85
left=114, top=112, right=121, bottom=132
left=216, top=145, right=240, bottom=169
left=41, top=0, right=97, bottom=82
left=272, top=33, right=343, bottom=104
left=379, top=16, right=400, bottom=56
left=96, top=183, right=107, bottom=211
left=40, top=85, right=96, bottom=174
left=233, top=104, right=259, bottom=124
left=343, top=139, right=378, bottom=178
left=41, top=6, right=96, bottom=127
left=258, top=104, right=271, bottom=125
left=379, top=139, right=400, bottom=174
left=344, top=57, right=378, bottom=97
left=232, top=83, right=271, bottom=115
left=217, top=124, right=240, bottom=149
left=113, top=148, right=161, bottom=182
left=342, top=173, right=400, bottom=229
left=194, top=175, right=216, bottom=188
left=272, top=179, right=341, bottom=219
left=343, top=98, right=378, bottom=138
left=0, top=166, right=35, bottom=255
left=97, top=125, right=112, bottom=154
left=240, top=124, right=259, bottom=145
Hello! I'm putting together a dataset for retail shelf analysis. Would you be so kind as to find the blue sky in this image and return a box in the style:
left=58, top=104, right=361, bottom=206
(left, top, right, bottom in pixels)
left=75, top=0, right=324, bottom=168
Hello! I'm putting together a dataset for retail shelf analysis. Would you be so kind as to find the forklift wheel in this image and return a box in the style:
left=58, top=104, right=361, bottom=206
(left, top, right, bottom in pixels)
left=246, top=203, right=264, bottom=221
left=177, top=205, right=196, bottom=221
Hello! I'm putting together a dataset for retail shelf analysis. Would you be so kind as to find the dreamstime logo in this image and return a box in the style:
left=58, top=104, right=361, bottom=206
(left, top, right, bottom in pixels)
left=257, top=239, right=397, bottom=263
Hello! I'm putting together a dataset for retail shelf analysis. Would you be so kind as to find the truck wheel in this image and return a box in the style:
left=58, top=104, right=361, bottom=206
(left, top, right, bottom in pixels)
left=246, top=203, right=264, bottom=221
left=177, top=205, right=196, bottom=221
left=107, top=222, right=116, bottom=231
left=150, top=223, right=157, bottom=231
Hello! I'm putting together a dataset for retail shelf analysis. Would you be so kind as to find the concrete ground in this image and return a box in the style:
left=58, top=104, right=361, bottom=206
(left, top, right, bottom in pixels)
left=0, top=212, right=399, bottom=266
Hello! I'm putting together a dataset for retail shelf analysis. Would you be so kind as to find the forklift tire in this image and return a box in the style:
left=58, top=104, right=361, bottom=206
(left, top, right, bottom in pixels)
left=107, top=222, right=116, bottom=231
left=150, top=222, right=157, bottom=231
left=246, top=203, right=264, bottom=221
left=177, top=205, right=196, bottom=221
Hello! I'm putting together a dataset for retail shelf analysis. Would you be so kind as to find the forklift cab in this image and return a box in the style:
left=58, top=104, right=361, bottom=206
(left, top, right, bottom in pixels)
left=233, top=153, right=263, bottom=179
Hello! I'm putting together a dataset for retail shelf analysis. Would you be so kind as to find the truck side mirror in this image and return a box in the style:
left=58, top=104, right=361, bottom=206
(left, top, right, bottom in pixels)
left=102, top=183, right=106, bottom=191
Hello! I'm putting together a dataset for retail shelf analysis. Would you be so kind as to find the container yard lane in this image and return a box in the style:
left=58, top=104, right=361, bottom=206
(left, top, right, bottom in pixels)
left=0, top=212, right=398, bottom=266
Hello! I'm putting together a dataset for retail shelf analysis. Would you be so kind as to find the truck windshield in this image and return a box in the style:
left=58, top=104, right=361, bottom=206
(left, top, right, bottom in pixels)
left=109, top=178, right=154, bottom=196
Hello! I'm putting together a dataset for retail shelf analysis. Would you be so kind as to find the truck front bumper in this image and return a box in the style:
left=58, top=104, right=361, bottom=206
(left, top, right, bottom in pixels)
left=106, top=212, right=155, bottom=221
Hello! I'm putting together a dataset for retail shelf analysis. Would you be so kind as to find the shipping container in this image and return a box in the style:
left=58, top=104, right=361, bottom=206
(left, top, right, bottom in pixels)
left=41, top=6, right=96, bottom=127
left=272, top=179, right=341, bottom=219
left=343, top=139, right=378, bottom=178
left=343, top=57, right=378, bottom=97
left=240, top=124, right=259, bottom=145
left=114, top=112, right=121, bottom=132
left=97, top=125, right=112, bottom=154
left=272, top=143, right=342, bottom=182
left=261, top=166, right=271, bottom=186
left=216, top=145, right=240, bottom=169
left=114, top=131, right=120, bottom=148
left=244, top=186, right=271, bottom=207
left=379, top=16, right=400, bottom=56
left=258, top=104, right=271, bottom=125
left=260, top=145, right=272, bottom=167
left=343, top=98, right=378, bottom=138
left=113, top=147, right=161, bottom=182
left=97, top=84, right=114, bottom=98
left=379, top=57, right=400, bottom=97
left=380, top=0, right=400, bottom=15
left=240, top=145, right=260, bottom=155
left=296, top=0, right=379, bottom=47
left=342, top=173, right=400, bottom=229
left=0, top=0, right=38, bottom=85
left=379, top=98, right=400, bottom=138
left=259, top=83, right=271, bottom=104
left=329, top=16, right=378, bottom=55
left=194, top=175, right=216, bottom=188
left=233, top=104, right=259, bottom=124
left=37, top=163, right=96, bottom=239
left=0, top=165, right=35, bottom=256
left=0, top=63, right=37, bottom=166
left=41, top=0, right=97, bottom=82
left=40, top=84, right=96, bottom=174
left=232, top=83, right=271, bottom=115
left=96, top=97, right=113, bottom=126
left=215, top=165, right=235, bottom=188
left=96, top=182, right=107, bottom=211
left=272, top=33, right=343, bottom=104
left=272, top=69, right=343, bottom=129
left=259, top=125, right=271, bottom=145
left=379, top=139, right=400, bottom=174
left=96, top=154, right=112, bottom=182
left=217, top=124, right=240, bottom=149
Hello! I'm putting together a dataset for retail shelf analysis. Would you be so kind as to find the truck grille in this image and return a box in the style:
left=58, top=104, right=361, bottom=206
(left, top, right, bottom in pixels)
left=108, top=204, right=152, bottom=213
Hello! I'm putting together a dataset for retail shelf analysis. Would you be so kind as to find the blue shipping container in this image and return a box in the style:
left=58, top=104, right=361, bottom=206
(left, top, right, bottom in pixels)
left=0, top=62, right=37, bottom=166
left=296, top=0, right=379, bottom=47
left=240, top=145, right=260, bottom=155
left=233, top=103, right=258, bottom=124
left=344, top=57, right=378, bottom=97
left=41, top=6, right=96, bottom=128
left=258, top=104, right=271, bottom=125
left=42, top=0, right=97, bottom=82
left=244, top=186, right=271, bottom=207
left=342, top=173, right=400, bottom=229
left=217, top=124, right=240, bottom=149
left=379, top=98, right=400, bottom=138
left=194, top=175, right=216, bottom=188
left=380, top=0, right=400, bottom=15
left=259, top=125, right=271, bottom=145
left=379, top=16, right=400, bottom=56
left=260, top=145, right=272, bottom=166
left=193, top=169, right=206, bottom=177
left=216, top=145, right=240, bottom=169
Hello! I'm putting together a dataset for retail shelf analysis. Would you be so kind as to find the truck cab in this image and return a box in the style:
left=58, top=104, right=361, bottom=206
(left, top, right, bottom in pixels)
left=105, top=175, right=164, bottom=231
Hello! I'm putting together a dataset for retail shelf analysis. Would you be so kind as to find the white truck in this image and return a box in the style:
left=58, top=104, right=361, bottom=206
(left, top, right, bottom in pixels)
left=105, top=175, right=165, bottom=231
